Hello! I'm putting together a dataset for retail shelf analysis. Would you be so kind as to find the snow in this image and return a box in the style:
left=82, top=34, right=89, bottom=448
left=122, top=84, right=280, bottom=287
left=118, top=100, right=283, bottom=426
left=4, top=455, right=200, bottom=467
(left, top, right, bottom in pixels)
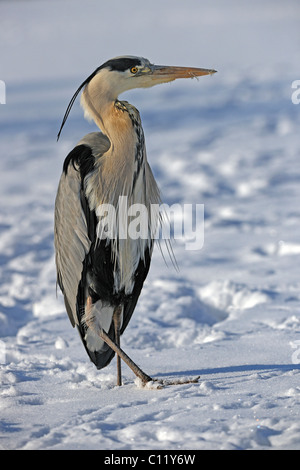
left=0, top=0, right=300, bottom=450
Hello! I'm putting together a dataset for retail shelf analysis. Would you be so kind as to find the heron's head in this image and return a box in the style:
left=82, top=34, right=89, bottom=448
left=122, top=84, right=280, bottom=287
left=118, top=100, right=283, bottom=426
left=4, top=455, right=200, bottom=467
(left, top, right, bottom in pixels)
left=88, top=55, right=216, bottom=97
left=57, top=56, right=216, bottom=140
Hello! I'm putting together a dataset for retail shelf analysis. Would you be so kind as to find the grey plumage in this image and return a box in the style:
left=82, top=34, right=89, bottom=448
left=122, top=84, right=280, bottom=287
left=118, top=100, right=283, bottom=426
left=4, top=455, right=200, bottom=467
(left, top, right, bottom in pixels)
left=55, top=132, right=110, bottom=327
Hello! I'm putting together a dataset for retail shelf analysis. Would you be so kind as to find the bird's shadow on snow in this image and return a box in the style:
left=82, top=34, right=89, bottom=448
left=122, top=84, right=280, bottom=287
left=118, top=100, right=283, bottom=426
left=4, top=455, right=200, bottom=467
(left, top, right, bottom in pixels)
left=155, top=363, right=300, bottom=379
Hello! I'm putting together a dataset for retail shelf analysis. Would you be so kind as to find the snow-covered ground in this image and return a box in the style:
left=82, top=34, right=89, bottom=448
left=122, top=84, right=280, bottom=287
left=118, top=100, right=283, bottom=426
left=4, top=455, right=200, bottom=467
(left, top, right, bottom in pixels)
left=0, top=0, right=300, bottom=450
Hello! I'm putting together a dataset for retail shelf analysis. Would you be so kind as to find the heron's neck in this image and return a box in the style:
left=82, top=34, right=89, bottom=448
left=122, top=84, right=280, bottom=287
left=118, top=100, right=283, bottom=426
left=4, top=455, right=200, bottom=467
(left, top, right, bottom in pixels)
left=81, top=85, right=142, bottom=162
left=81, top=83, right=149, bottom=211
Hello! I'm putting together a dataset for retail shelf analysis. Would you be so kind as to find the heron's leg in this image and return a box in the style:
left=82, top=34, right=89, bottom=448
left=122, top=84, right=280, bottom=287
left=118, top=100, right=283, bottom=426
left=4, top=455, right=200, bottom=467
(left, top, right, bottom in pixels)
left=113, top=306, right=122, bottom=386
left=85, top=296, right=152, bottom=385
left=98, top=328, right=152, bottom=385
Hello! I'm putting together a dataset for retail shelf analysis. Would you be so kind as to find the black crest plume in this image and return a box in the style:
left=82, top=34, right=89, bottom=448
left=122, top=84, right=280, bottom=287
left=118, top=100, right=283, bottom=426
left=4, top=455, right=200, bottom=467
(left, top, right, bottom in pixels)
left=57, top=67, right=101, bottom=141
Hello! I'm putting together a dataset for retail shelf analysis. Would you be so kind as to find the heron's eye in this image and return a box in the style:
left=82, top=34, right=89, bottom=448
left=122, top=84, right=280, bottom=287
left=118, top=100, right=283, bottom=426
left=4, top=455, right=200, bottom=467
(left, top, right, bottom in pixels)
left=130, top=66, right=138, bottom=74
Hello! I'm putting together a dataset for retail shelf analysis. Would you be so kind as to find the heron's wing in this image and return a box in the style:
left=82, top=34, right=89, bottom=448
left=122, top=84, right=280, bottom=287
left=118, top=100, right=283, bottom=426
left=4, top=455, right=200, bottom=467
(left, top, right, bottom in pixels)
left=121, top=247, right=152, bottom=335
left=54, top=133, right=110, bottom=327
left=54, top=162, right=91, bottom=326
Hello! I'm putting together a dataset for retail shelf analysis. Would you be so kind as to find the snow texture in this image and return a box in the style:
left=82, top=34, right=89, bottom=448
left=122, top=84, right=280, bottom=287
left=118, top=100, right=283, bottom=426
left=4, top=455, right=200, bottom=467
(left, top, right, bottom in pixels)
left=0, top=0, right=300, bottom=450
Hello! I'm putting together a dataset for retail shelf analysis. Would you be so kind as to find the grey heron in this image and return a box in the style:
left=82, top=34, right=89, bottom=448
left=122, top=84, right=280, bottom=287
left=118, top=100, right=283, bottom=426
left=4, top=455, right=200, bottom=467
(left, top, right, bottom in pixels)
left=55, top=56, right=216, bottom=386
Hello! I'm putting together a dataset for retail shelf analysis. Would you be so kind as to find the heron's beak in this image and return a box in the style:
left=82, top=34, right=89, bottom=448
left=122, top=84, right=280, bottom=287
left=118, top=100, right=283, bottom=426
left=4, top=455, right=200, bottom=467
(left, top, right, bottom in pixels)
left=150, top=64, right=217, bottom=83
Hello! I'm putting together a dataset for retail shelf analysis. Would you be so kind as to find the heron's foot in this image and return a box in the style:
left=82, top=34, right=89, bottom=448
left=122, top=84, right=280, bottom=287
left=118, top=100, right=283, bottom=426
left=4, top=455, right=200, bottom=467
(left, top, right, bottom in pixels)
left=135, top=375, right=200, bottom=389
left=97, top=325, right=199, bottom=388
